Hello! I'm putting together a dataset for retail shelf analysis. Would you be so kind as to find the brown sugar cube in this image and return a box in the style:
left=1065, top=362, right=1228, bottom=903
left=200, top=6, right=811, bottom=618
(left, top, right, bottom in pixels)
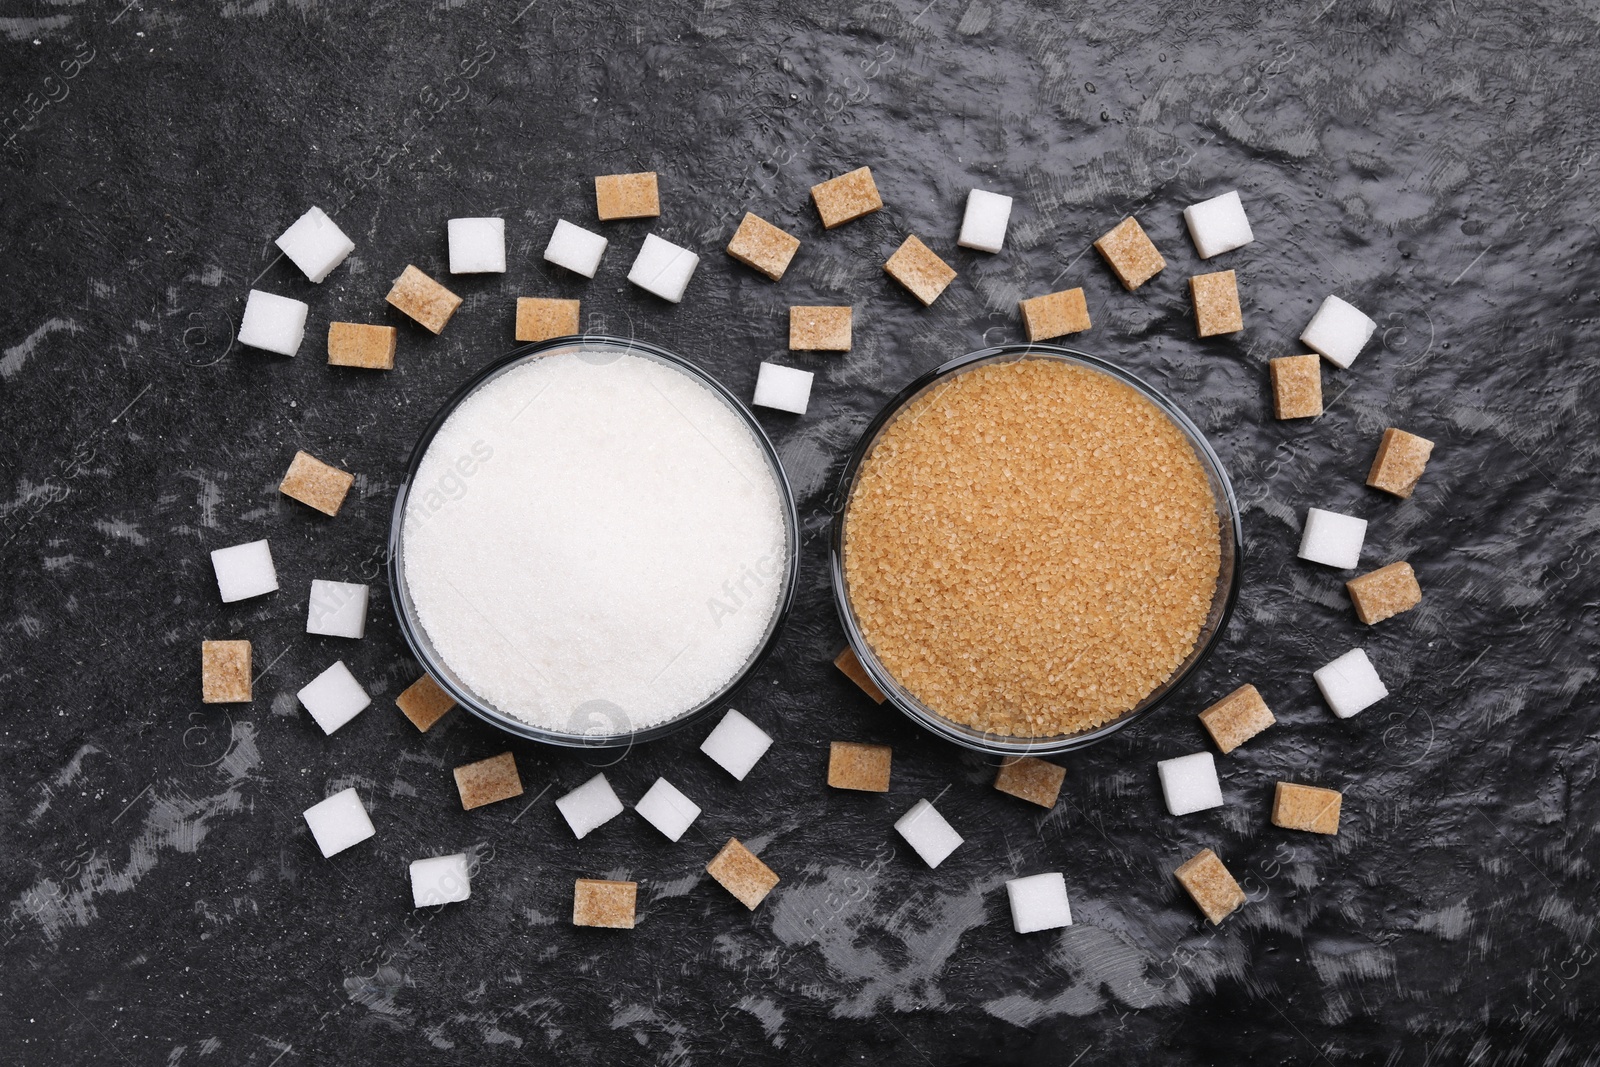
left=327, top=322, right=397, bottom=370
left=833, top=646, right=887, bottom=704
left=1270, top=354, right=1323, bottom=419
left=572, top=879, right=637, bottom=929
left=790, top=306, right=852, bottom=352
left=1190, top=270, right=1243, bottom=337
left=1346, top=560, right=1422, bottom=625
left=1198, top=684, right=1276, bottom=754
left=1272, top=781, right=1342, bottom=835
left=515, top=297, right=581, bottom=343
left=1093, top=217, right=1166, bottom=290
left=884, top=235, right=957, bottom=306
left=201, top=640, right=251, bottom=703
left=279, top=450, right=354, bottom=517
left=993, top=756, right=1066, bottom=809
left=1174, top=848, right=1247, bottom=924
left=594, top=171, right=660, bottom=220
left=386, top=265, right=462, bottom=335
left=1367, top=428, right=1435, bottom=499
left=810, top=166, right=883, bottom=229
left=1018, top=288, right=1091, bottom=341
left=706, top=838, right=779, bottom=910
left=453, top=752, right=524, bottom=810
left=396, top=673, right=456, bottom=732
left=726, top=212, right=801, bottom=281
left=828, top=741, right=892, bottom=792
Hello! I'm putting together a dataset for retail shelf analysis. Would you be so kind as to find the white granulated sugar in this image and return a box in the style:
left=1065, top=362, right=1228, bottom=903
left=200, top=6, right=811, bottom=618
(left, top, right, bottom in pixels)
left=402, top=349, right=788, bottom=733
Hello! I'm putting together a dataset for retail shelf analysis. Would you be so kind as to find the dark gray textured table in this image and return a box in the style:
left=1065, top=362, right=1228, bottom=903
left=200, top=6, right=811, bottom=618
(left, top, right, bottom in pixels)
left=3, top=1, right=1597, bottom=1062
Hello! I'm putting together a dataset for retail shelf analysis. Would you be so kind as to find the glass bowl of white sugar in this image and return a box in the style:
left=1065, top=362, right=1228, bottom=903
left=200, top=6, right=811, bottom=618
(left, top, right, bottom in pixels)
left=389, top=336, right=799, bottom=748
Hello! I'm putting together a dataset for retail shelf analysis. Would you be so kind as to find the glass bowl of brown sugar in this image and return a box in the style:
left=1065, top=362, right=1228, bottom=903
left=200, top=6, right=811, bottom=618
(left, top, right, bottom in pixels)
left=828, top=344, right=1242, bottom=755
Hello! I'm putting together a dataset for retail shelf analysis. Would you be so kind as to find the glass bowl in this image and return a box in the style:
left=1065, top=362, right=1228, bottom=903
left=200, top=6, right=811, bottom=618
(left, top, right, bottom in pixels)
left=828, top=343, right=1242, bottom=756
left=389, top=335, right=800, bottom=749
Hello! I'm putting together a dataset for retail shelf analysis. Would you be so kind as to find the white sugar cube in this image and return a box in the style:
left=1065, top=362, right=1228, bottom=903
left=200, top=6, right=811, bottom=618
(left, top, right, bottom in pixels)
left=752, top=362, right=814, bottom=416
left=1006, top=872, right=1073, bottom=933
left=1157, top=752, right=1223, bottom=816
left=894, top=798, right=964, bottom=869
left=544, top=218, right=608, bottom=278
left=1183, top=190, right=1254, bottom=259
left=1314, top=648, right=1389, bottom=719
left=634, top=777, right=702, bottom=842
left=627, top=233, right=700, bottom=302
left=275, top=206, right=354, bottom=283
left=296, top=660, right=371, bottom=735
left=448, top=217, right=507, bottom=274
left=410, top=853, right=471, bottom=907
left=700, top=708, right=773, bottom=780
left=957, top=188, right=1013, bottom=253
left=555, top=773, right=624, bottom=839
left=1298, top=507, right=1367, bottom=570
left=1300, top=294, right=1377, bottom=369
left=306, top=579, right=369, bottom=639
left=302, top=787, right=375, bottom=858
left=210, top=539, right=278, bottom=603
left=238, top=289, right=308, bottom=356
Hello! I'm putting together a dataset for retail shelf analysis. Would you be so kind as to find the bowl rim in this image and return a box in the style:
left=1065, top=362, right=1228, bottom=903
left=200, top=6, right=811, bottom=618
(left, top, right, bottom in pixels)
left=387, top=333, right=801, bottom=749
left=827, top=342, right=1244, bottom=756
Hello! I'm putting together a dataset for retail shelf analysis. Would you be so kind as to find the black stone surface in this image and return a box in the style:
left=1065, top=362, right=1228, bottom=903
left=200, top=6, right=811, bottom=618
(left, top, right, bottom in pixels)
left=3, top=2, right=1598, bottom=1063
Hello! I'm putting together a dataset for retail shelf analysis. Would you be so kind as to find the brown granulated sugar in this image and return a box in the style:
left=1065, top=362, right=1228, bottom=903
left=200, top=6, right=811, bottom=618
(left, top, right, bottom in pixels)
left=843, top=359, right=1221, bottom=738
